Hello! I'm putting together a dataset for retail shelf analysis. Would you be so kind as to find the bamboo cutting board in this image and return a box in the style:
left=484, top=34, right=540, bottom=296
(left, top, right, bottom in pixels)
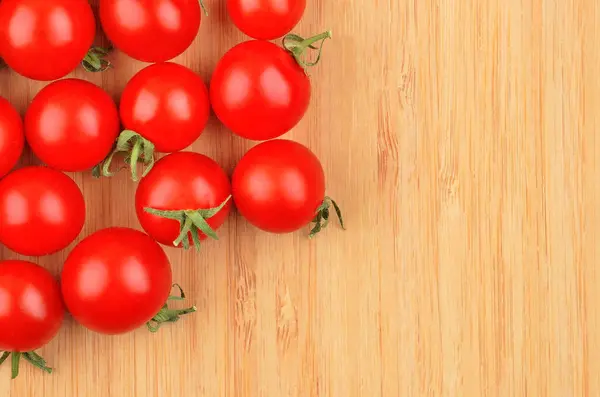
left=1, top=0, right=599, bottom=396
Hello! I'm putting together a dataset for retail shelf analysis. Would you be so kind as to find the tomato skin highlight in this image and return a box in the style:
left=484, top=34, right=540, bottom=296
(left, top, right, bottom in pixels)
left=99, top=0, right=201, bottom=63
left=0, top=167, right=86, bottom=256
left=232, top=140, right=325, bottom=233
left=61, top=227, right=173, bottom=335
left=120, top=62, right=210, bottom=153
left=210, top=40, right=310, bottom=141
left=0, top=97, right=24, bottom=178
left=0, top=260, right=64, bottom=353
left=25, top=79, right=120, bottom=172
left=136, top=152, right=232, bottom=248
left=227, top=0, right=306, bottom=40
left=0, top=0, right=96, bottom=81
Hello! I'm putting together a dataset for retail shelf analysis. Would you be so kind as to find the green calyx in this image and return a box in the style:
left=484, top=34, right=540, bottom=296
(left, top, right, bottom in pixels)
left=147, top=284, right=197, bottom=333
left=81, top=47, right=113, bottom=73
left=283, top=30, right=332, bottom=71
left=93, top=130, right=155, bottom=182
left=144, top=196, right=231, bottom=251
left=309, top=196, right=345, bottom=238
left=0, top=351, right=52, bottom=379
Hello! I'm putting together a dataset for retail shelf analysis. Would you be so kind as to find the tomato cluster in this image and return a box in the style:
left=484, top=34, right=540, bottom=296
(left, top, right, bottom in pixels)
left=0, top=0, right=344, bottom=379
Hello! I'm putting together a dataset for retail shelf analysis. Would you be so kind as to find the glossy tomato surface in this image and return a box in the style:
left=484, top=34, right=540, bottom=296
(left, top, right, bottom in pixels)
left=0, top=0, right=95, bottom=81
left=61, top=227, right=173, bottom=335
left=0, top=260, right=64, bottom=352
left=210, top=40, right=310, bottom=141
left=25, top=79, right=120, bottom=171
left=0, top=97, right=23, bottom=178
left=136, top=152, right=232, bottom=247
left=120, top=62, right=210, bottom=152
left=0, top=167, right=85, bottom=256
left=227, top=0, right=305, bottom=40
left=232, top=140, right=325, bottom=233
left=100, top=0, right=201, bottom=63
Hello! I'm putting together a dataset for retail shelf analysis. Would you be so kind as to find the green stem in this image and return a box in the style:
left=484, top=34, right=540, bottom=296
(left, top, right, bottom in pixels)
left=173, top=217, right=193, bottom=248
left=94, top=130, right=156, bottom=182
left=130, top=139, right=143, bottom=182
left=309, top=196, right=345, bottom=238
left=145, top=195, right=231, bottom=251
left=283, top=30, right=332, bottom=70
left=81, top=47, right=112, bottom=73
left=146, top=284, right=197, bottom=332
left=11, top=352, right=20, bottom=379
left=199, top=0, right=208, bottom=16
left=0, top=351, right=52, bottom=379
left=22, top=352, right=53, bottom=375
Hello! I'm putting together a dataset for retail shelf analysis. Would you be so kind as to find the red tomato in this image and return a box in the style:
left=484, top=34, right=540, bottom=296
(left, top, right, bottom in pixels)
left=60, top=227, right=174, bottom=335
left=120, top=62, right=210, bottom=153
left=210, top=40, right=310, bottom=141
left=136, top=152, right=232, bottom=250
left=0, top=0, right=95, bottom=81
left=25, top=79, right=120, bottom=172
left=232, top=140, right=343, bottom=235
left=0, top=260, right=64, bottom=352
left=0, top=167, right=85, bottom=256
left=99, top=0, right=202, bottom=63
left=0, top=97, right=23, bottom=178
left=0, top=260, right=64, bottom=378
left=227, top=0, right=305, bottom=40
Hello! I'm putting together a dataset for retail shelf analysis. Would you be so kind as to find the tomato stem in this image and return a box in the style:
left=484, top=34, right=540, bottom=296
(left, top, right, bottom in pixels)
left=0, top=351, right=53, bottom=379
left=309, top=196, right=345, bottom=238
left=283, top=30, right=332, bottom=71
left=199, top=0, right=208, bottom=16
left=93, top=130, right=156, bottom=182
left=144, top=195, right=231, bottom=251
left=81, top=47, right=113, bottom=73
left=147, top=284, right=197, bottom=332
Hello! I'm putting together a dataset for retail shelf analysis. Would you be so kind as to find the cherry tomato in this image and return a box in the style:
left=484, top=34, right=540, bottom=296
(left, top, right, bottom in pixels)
left=0, top=97, right=23, bottom=178
left=232, top=140, right=343, bottom=235
left=227, top=0, right=305, bottom=40
left=210, top=31, right=330, bottom=141
left=210, top=40, right=309, bottom=141
left=120, top=62, right=210, bottom=153
left=0, top=260, right=64, bottom=378
left=0, top=0, right=96, bottom=81
left=99, top=0, right=203, bottom=63
left=25, top=79, right=120, bottom=172
left=60, top=227, right=175, bottom=335
left=99, top=62, right=211, bottom=181
left=0, top=167, right=85, bottom=256
left=136, top=152, right=232, bottom=250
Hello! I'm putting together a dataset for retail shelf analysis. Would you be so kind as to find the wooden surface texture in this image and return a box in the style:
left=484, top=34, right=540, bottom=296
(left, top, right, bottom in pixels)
left=1, top=0, right=600, bottom=396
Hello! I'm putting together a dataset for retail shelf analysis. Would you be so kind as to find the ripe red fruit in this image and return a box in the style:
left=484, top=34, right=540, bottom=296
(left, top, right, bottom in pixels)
left=227, top=0, right=306, bottom=40
left=0, top=167, right=86, bottom=256
left=0, top=260, right=64, bottom=378
left=210, top=31, right=331, bottom=141
left=61, top=227, right=196, bottom=335
left=136, top=152, right=232, bottom=250
left=232, top=140, right=344, bottom=236
left=25, top=79, right=120, bottom=172
left=0, top=0, right=96, bottom=81
left=96, top=63, right=210, bottom=181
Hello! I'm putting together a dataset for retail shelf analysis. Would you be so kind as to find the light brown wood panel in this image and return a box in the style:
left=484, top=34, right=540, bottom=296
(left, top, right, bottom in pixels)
left=0, top=0, right=599, bottom=395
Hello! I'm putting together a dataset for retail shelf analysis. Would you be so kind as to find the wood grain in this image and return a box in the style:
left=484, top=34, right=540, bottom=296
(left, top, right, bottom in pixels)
left=1, top=0, right=599, bottom=395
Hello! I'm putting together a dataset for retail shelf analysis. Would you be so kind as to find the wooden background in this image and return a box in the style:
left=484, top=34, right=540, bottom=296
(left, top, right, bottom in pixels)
left=1, top=0, right=599, bottom=395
